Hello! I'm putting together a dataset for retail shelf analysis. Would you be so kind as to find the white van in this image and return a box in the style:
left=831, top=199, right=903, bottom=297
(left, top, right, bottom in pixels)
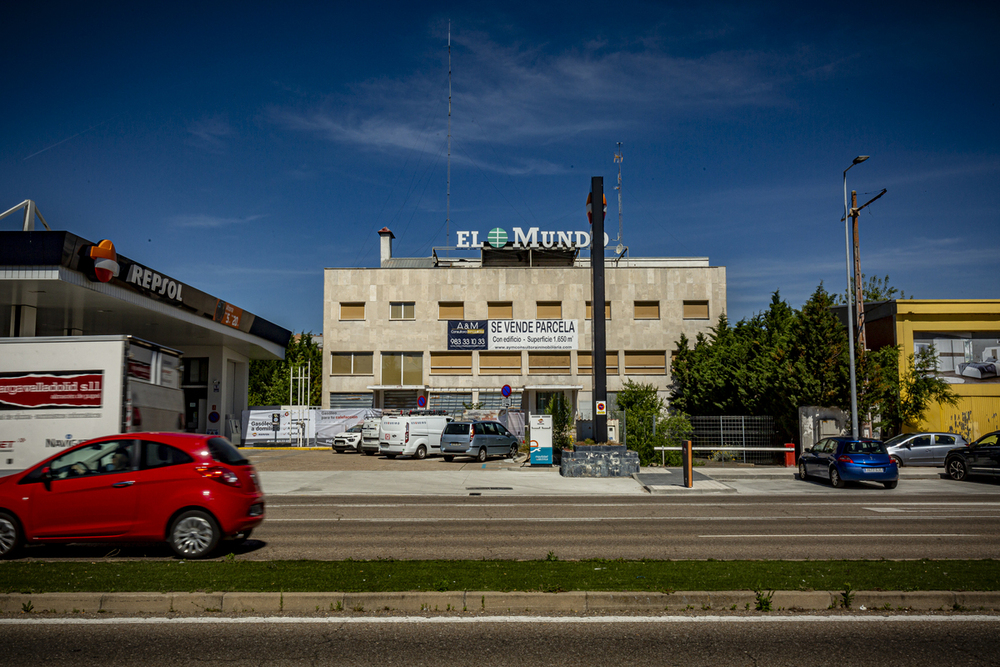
left=379, top=410, right=451, bottom=459
left=360, top=418, right=382, bottom=456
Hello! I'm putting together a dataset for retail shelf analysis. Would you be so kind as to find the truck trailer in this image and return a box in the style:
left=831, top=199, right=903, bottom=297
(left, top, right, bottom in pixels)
left=0, top=335, right=184, bottom=471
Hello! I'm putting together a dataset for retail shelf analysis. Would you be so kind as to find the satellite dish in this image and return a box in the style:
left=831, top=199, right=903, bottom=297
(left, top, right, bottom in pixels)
left=615, top=243, right=624, bottom=255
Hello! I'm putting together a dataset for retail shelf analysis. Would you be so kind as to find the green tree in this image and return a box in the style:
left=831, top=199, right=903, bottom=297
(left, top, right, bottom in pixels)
left=544, top=394, right=574, bottom=449
left=618, top=380, right=692, bottom=465
left=248, top=333, right=323, bottom=407
left=836, top=273, right=908, bottom=304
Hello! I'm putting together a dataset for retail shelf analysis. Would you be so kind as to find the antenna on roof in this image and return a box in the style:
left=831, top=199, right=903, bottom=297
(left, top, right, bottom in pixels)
left=613, top=143, right=626, bottom=257
left=446, top=21, right=452, bottom=255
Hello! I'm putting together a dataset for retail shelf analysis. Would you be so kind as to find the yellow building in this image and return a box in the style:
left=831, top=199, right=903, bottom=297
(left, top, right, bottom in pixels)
left=893, top=300, right=1000, bottom=439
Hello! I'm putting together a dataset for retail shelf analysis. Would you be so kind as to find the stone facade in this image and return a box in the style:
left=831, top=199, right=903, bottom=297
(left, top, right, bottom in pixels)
left=322, top=231, right=726, bottom=417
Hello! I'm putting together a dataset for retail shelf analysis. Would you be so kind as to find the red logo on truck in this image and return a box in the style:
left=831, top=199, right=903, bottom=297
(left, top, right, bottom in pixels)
left=0, top=371, right=104, bottom=409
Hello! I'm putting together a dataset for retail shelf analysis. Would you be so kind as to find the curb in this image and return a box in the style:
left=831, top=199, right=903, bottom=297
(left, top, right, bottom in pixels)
left=3, top=590, right=999, bottom=615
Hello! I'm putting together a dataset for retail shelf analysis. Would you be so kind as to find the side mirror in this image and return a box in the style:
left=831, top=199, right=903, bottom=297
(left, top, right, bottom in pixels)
left=41, top=466, right=52, bottom=490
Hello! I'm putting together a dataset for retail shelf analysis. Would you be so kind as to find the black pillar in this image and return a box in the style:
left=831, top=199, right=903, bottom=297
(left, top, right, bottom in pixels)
left=591, top=177, right=608, bottom=443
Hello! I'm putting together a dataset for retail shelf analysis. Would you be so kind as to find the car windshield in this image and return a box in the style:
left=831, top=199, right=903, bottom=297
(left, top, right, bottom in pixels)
left=444, top=423, right=470, bottom=435
left=843, top=441, right=887, bottom=455
left=882, top=434, right=911, bottom=447
left=208, top=437, right=249, bottom=465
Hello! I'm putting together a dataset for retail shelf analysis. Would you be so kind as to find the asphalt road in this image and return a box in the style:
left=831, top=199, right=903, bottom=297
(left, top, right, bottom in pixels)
left=1, top=616, right=997, bottom=666
left=18, top=492, right=1000, bottom=561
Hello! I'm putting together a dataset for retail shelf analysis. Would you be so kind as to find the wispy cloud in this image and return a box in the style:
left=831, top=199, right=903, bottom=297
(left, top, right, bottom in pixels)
left=271, top=30, right=805, bottom=174
left=186, top=116, right=233, bottom=153
left=169, top=213, right=266, bottom=228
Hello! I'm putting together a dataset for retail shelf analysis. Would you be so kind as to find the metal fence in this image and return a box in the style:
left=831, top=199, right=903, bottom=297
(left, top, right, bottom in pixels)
left=687, top=415, right=782, bottom=465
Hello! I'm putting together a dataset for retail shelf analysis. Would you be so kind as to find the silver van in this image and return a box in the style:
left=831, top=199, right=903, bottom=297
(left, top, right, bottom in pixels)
left=440, top=420, right=520, bottom=462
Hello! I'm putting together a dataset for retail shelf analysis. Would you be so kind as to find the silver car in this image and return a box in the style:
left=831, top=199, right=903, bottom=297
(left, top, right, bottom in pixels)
left=883, top=432, right=967, bottom=467
left=440, top=421, right=520, bottom=463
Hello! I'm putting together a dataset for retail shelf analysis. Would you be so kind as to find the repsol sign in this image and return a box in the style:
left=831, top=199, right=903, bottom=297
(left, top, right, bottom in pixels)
left=455, top=227, right=609, bottom=250
left=124, top=263, right=184, bottom=301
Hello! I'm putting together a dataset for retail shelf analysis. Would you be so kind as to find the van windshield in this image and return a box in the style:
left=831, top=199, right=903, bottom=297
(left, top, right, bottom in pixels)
left=444, top=423, right=470, bottom=435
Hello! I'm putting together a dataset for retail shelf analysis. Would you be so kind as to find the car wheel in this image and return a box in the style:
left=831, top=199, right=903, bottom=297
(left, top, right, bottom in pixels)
left=169, top=510, right=220, bottom=559
left=798, top=462, right=809, bottom=481
left=415, top=445, right=427, bottom=460
left=890, top=455, right=903, bottom=468
left=829, top=466, right=844, bottom=488
left=443, top=455, right=454, bottom=462
left=947, top=458, right=968, bottom=481
left=0, top=511, right=23, bottom=559
left=883, top=480, right=898, bottom=489
left=476, top=447, right=487, bottom=463
left=509, top=443, right=519, bottom=459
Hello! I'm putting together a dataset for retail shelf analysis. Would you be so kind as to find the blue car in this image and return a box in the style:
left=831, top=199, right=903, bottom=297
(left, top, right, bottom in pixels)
left=798, top=437, right=899, bottom=489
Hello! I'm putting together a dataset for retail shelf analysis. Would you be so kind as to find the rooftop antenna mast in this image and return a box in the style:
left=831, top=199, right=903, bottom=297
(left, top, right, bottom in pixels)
left=446, top=21, right=451, bottom=254
left=613, top=142, right=627, bottom=258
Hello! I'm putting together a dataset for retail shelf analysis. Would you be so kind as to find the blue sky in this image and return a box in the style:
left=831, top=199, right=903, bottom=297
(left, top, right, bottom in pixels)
left=3, top=2, right=998, bottom=334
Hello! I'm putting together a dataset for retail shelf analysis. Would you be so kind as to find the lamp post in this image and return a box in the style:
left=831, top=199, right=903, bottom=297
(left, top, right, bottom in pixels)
left=843, top=155, right=868, bottom=439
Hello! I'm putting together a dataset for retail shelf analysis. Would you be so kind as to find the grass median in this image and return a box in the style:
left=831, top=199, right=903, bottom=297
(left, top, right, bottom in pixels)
left=2, top=558, right=997, bottom=594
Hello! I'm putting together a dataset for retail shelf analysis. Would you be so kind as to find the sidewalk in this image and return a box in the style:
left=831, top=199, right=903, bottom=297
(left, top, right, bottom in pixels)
left=259, top=465, right=945, bottom=496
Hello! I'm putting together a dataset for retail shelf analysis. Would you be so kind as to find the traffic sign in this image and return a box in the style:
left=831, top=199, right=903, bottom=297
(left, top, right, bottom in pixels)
left=596, top=401, right=607, bottom=415
left=501, top=397, right=512, bottom=408
left=417, top=395, right=427, bottom=408
left=501, top=384, right=512, bottom=398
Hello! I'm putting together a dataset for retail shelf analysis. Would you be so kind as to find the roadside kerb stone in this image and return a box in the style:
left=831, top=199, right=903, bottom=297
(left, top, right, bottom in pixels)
left=100, top=593, right=173, bottom=613
left=481, top=592, right=587, bottom=613
left=281, top=593, right=352, bottom=613
left=772, top=591, right=836, bottom=610
left=222, top=592, right=283, bottom=613
left=852, top=591, right=956, bottom=611
left=955, top=592, right=1000, bottom=611
left=706, top=591, right=758, bottom=610
left=343, top=592, right=466, bottom=613
left=168, top=592, right=225, bottom=613
left=586, top=591, right=672, bottom=612
left=0, top=593, right=103, bottom=613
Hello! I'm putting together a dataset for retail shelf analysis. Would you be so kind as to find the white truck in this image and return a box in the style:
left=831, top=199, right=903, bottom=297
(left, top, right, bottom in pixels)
left=0, top=335, right=185, bottom=471
left=360, top=417, right=382, bottom=456
left=379, top=409, right=451, bottom=459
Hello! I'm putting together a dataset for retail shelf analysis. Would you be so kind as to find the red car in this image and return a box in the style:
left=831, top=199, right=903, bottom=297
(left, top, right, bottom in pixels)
left=0, top=433, right=264, bottom=559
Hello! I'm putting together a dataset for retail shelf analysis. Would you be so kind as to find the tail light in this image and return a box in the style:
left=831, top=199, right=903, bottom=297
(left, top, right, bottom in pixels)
left=405, top=423, right=410, bottom=444
left=837, top=455, right=853, bottom=463
left=470, top=424, right=475, bottom=443
left=195, top=465, right=241, bottom=488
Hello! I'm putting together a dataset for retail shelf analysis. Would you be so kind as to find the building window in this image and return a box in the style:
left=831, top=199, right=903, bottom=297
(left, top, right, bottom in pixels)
left=537, top=301, right=562, bottom=319
left=390, top=302, right=415, bottom=320
left=381, top=352, right=423, bottom=385
left=586, top=301, right=612, bottom=320
left=528, top=352, right=571, bottom=374
left=340, top=303, right=365, bottom=321
left=683, top=300, right=710, bottom=319
left=634, top=301, right=660, bottom=320
left=535, top=391, right=562, bottom=413
left=479, top=351, right=521, bottom=375
left=430, top=351, right=473, bottom=375
left=488, top=301, right=513, bottom=319
left=624, top=351, right=667, bottom=375
left=578, top=351, right=619, bottom=374
left=438, top=302, right=464, bottom=320
left=329, top=392, right=373, bottom=408
left=330, top=352, right=374, bottom=376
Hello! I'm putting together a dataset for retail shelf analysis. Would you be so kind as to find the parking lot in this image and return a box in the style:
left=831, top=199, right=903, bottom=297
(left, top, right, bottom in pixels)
left=245, top=446, right=527, bottom=473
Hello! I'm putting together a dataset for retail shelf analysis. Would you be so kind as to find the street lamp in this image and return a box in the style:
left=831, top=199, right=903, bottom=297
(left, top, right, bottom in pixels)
left=843, top=155, right=868, bottom=439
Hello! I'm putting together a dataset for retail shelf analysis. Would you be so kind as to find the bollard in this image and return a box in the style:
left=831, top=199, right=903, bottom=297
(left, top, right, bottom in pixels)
left=682, top=440, right=693, bottom=488
left=784, top=443, right=796, bottom=467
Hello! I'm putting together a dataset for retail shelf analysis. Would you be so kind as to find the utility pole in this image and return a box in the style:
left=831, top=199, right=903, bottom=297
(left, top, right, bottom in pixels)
left=590, top=177, right=608, bottom=444
left=852, top=190, right=865, bottom=352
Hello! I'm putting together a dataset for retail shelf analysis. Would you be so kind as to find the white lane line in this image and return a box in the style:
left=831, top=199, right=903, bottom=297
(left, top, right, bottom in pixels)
left=267, top=502, right=1000, bottom=508
left=699, top=534, right=974, bottom=538
left=1, top=615, right=997, bottom=625
left=865, top=507, right=906, bottom=512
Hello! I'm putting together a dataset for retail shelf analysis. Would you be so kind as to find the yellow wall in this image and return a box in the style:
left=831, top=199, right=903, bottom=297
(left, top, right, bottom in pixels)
left=895, top=300, right=1000, bottom=440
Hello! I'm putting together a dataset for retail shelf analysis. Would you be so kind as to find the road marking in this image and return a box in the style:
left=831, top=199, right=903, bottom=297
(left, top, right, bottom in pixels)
left=267, top=501, right=1000, bottom=508
left=699, top=534, right=975, bottom=538
left=1, top=615, right=997, bottom=625
left=265, top=516, right=999, bottom=523
left=865, top=507, right=906, bottom=512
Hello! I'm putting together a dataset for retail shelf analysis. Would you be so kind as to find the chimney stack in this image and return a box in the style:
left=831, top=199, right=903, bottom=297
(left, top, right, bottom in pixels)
left=378, top=227, right=395, bottom=266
